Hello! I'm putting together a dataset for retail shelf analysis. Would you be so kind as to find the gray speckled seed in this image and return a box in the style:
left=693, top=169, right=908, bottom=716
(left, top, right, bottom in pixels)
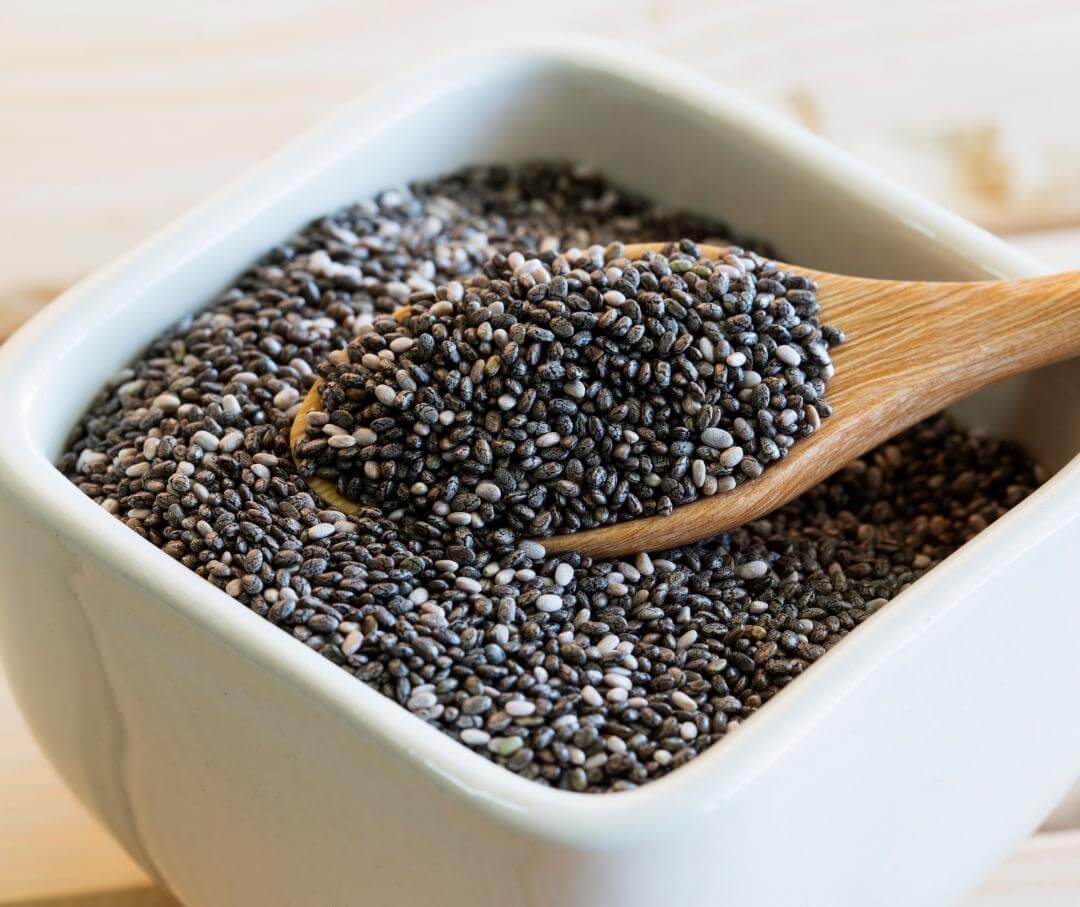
left=702, top=427, right=734, bottom=449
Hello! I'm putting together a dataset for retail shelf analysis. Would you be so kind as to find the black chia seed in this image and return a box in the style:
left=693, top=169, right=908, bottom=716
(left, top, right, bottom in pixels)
left=59, top=163, right=1042, bottom=793
left=296, top=241, right=841, bottom=542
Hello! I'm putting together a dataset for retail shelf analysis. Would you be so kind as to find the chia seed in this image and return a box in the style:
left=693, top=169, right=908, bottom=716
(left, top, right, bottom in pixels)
left=297, top=240, right=840, bottom=543
left=59, top=162, right=1042, bottom=794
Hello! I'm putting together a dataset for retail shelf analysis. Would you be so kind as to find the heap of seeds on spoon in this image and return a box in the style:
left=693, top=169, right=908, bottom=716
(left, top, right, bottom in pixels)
left=60, top=164, right=1042, bottom=792
left=294, top=242, right=843, bottom=544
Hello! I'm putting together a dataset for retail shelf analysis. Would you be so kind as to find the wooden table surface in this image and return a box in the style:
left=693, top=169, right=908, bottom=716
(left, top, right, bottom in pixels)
left=2, top=2, right=1079, bottom=903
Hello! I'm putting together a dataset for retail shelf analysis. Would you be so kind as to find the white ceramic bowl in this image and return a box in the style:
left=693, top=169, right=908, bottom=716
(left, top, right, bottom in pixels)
left=1, top=41, right=1078, bottom=907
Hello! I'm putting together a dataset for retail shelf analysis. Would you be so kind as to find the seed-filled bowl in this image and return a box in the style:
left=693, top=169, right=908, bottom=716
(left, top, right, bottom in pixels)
left=0, top=41, right=1077, bottom=907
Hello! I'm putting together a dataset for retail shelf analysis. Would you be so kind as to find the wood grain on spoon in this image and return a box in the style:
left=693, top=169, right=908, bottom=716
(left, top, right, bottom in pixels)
left=293, top=243, right=1080, bottom=559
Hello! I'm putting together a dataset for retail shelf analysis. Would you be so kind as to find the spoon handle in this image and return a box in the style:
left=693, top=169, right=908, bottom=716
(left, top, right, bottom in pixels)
left=827, top=269, right=1080, bottom=431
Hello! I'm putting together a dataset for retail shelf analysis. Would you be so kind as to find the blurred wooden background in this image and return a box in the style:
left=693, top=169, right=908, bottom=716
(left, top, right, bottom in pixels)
left=2, top=1, right=1080, bottom=903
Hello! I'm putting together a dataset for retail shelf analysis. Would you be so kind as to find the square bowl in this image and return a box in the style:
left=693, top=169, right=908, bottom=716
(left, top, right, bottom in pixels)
left=1, top=40, right=1078, bottom=907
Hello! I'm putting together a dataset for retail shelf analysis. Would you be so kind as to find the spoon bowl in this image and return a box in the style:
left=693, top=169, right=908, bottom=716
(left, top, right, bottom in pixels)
left=293, top=242, right=1080, bottom=558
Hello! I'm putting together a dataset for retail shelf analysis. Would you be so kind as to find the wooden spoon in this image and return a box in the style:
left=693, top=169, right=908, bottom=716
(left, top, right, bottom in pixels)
left=292, top=242, right=1080, bottom=558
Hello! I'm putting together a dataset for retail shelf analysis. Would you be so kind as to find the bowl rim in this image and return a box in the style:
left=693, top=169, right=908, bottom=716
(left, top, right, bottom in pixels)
left=0, top=37, right=1073, bottom=848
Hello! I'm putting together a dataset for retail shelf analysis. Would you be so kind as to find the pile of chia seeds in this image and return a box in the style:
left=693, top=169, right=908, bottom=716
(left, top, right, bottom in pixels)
left=60, top=163, right=1042, bottom=793
left=295, top=242, right=841, bottom=542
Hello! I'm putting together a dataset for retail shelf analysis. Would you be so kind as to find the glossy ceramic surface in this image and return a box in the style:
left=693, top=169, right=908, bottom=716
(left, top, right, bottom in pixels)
left=0, top=41, right=1078, bottom=907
